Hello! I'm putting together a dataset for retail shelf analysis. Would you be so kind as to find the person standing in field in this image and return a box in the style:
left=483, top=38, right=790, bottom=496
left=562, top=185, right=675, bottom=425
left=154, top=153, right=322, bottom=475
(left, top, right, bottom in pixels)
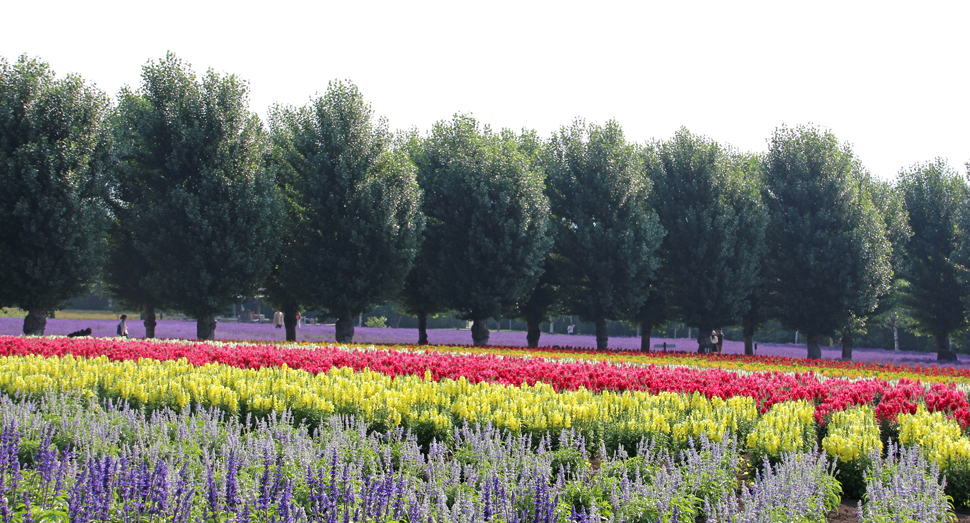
left=273, top=310, right=283, bottom=329
left=295, top=311, right=302, bottom=328
left=117, top=314, right=129, bottom=338
left=716, top=328, right=724, bottom=354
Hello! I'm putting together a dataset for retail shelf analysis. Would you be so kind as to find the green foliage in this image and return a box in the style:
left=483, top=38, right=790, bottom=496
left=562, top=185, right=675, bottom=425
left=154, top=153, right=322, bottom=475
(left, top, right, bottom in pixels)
left=110, top=53, right=282, bottom=337
left=102, top=96, right=166, bottom=319
left=899, top=159, right=970, bottom=348
left=545, top=119, right=664, bottom=327
left=558, top=476, right=619, bottom=518
left=408, top=114, right=552, bottom=323
left=852, top=178, right=912, bottom=340
left=550, top=445, right=587, bottom=480
left=511, top=131, right=561, bottom=330
left=265, top=81, right=424, bottom=334
left=364, top=316, right=387, bottom=328
left=0, top=55, right=111, bottom=315
left=762, top=125, right=892, bottom=355
left=103, top=141, right=165, bottom=318
left=646, top=128, right=768, bottom=338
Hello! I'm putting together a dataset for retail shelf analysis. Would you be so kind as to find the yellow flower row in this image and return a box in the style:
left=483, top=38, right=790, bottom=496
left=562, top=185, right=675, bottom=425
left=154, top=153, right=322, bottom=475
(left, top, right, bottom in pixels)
left=898, top=407, right=970, bottom=470
left=746, top=400, right=816, bottom=459
left=821, top=405, right=882, bottom=463
left=0, top=354, right=758, bottom=446
left=2, top=352, right=961, bottom=473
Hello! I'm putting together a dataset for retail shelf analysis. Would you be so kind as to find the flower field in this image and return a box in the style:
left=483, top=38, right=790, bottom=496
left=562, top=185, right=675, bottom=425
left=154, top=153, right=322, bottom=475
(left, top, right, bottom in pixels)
left=0, top=336, right=967, bottom=522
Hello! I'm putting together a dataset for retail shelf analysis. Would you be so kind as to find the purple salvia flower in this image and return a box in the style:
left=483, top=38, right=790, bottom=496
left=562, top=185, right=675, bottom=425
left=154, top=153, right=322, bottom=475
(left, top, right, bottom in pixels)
left=236, top=499, right=252, bottom=523
left=225, top=449, right=240, bottom=509
left=52, top=448, right=69, bottom=501
left=0, top=484, right=10, bottom=523
left=21, top=493, right=33, bottom=523
left=205, top=458, right=220, bottom=517
left=258, top=447, right=273, bottom=512
left=147, top=460, right=168, bottom=515
left=34, top=428, right=56, bottom=486
left=135, top=460, right=151, bottom=513
left=169, top=463, right=191, bottom=523
left=67, top=460, right=88, bottom=523
left=279, top=479, right=295, bottom=523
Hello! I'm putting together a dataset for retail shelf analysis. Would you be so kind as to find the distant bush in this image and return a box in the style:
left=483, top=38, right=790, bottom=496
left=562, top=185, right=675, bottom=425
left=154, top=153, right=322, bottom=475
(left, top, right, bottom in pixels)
left=365, top=316, right=388, bottom=328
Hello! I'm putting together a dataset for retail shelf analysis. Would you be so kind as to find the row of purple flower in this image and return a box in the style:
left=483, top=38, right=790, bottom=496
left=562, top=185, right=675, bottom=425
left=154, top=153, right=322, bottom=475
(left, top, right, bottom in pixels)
left=0, top=391, right=954, bottom=522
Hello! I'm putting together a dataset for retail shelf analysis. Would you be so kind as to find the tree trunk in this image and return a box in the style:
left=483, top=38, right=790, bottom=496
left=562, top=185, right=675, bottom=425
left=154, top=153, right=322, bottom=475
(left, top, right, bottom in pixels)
left=197, top=314, right=217, bottom=340
left=743, top=324, right=755, bottom=356
left=471, top=319, right=489, bottom=346
left=893, top=324, right=899, bottom=351
left=595, top=318, right=608, bottom=350
left=283, top=305, right=298, bottom=342
left=144, top=304, right=157, bottom=339
left=640, top=319, right=652, bottom=352
left=417, top=310, right=428, bottom=345
left=335, top=314, right=355, bottom=343
left=395, top=313, right=402, bottom=328
left=841, top=330, right=853, bottom=360
left=696, top=327, right=714, bottom=353
left=806, top=333, right=823, bottom=360
left=23, top=309, right=48, bottom=336
left=937, top=336, right=957, bottom=361
left=526, top=319, right=541, bottom=348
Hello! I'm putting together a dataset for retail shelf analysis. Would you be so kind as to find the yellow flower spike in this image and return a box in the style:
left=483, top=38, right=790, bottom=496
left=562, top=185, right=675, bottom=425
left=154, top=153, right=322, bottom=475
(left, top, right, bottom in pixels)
left=897, top=407, right=970, bottom=470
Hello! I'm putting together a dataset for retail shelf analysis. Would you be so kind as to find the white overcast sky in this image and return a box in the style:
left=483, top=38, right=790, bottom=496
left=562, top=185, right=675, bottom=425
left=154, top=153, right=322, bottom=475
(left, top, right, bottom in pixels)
left=2, top=0, right=967, bottom=180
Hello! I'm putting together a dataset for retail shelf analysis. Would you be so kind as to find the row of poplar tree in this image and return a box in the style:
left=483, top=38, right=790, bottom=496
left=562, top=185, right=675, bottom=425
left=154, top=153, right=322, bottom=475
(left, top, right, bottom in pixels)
left=3, top=53, right=969, bottom=361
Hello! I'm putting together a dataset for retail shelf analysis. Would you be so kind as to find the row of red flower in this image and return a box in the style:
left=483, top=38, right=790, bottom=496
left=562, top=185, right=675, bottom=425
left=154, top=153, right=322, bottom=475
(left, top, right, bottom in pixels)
left=433, top=342, right=970, bottom=379
left=2, top=336, right=968, bottom=427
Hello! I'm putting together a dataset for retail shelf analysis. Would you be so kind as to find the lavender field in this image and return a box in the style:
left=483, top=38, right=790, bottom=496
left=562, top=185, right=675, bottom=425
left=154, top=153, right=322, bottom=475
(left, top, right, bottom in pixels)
left=2, top=317, right=967, bottom=368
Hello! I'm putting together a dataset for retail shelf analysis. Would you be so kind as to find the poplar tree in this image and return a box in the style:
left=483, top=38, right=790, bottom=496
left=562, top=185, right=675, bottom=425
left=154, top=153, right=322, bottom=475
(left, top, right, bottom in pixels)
left=409, top=114, right=551, bottom=346
left=646, top=129, right=768, bottom=352
left=898, top=159, right=967, bottom=360
left=0, top=55, right=111, bottom=335
left=510, top=129, right=560, bottom=348
left=546, top=119, right=664, bottom=349
left=110, top=53, right=281, bottom=340
left=839, top=176, right=911, bottom=359
left=265, top=81, right=424, bottom=343
left=762, top=125, right=891, bottom=359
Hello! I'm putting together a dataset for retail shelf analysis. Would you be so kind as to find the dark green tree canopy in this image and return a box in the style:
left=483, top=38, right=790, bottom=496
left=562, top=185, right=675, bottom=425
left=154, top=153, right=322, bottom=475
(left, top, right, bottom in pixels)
left=852, top=175, right=912, bottom=323
left=508, top=129, right=561, bottom=346
left=266, top=81, right=425, bottom=342
left=898, top=159, right=967, bottom=355
left=112, top=53, right=282, bottom=339
left=762, top=125, right=891, bottom=358
left=0, top=55, right=111, bottom=334
left=546, top=119, right=664, bottom=347
left=410, top=114, right=551, bottom=344
left=647, top=128, right=768, bottom=345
